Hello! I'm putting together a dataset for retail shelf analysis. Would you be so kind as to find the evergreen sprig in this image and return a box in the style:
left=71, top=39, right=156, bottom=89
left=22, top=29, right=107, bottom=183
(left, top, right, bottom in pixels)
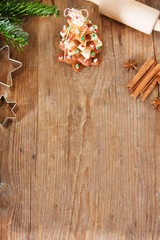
left=0, top=0, right=60, bottom=18
left=0, top=18, right=29, bottom=51
left=0, top=0, right=60, bottom=51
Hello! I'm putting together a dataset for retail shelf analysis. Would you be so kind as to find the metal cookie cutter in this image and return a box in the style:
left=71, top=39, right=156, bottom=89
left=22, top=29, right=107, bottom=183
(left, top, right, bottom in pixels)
left=0, top=45, right=22, bottom=87
left=0, top=95, right=17, bottom=126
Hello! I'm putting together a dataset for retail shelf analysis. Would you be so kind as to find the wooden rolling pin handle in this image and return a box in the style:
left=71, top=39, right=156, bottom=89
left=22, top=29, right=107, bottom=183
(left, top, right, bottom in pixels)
left=154, top=19, right=160, bottom=32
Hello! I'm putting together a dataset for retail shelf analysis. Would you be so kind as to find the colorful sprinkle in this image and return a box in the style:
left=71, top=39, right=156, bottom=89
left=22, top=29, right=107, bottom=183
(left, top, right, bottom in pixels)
left=60, top=41, right=64, bottom=45
left=93, top=25, right=96, bottom=29
left=69, top=50, right=72, bottom=53
left=81, top=37, right=84, bottom=41
left=75, top=49, right=79, bottom=53
left=93, top=58, right=98, bottom=63
left=84, top=59, right=88, bottom=63
left=76, top=64, right=79, bottom=69
left=67, top=26, right=70, bottom=29
left=90, top=43, right=94, bottom=48
left=92, top=52, right=95, bottom=56
left=97, top=47, right=100, bottom=50
left=86, top=19, right=88, bottom=21
left=81, top=45, right=85, bottom=48
left=93, top=34, right=96, bottom=37
left=59, top=55, right=63, bottom=59
left=67, top=55, right=71, bottom=59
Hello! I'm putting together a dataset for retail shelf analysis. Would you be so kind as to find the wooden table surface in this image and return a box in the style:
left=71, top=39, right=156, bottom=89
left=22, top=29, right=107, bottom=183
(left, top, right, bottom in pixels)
left=0, top=0, right=160, bottom=239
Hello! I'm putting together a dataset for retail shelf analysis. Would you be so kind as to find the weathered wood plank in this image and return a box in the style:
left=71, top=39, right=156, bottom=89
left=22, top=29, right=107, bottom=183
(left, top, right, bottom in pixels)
left=95, top=15, right=157, bottom=240
left=30, top=1, right=100, bottom=239
left=0, top=17, right=39, bottom=239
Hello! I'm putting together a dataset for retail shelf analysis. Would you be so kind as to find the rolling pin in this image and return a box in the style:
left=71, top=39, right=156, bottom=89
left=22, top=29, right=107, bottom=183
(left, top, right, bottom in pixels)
left=88, top=0, right=160, bottom=34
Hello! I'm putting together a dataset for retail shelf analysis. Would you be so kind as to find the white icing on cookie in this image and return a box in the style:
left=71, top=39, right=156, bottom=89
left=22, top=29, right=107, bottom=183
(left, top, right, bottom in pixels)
left=66, top=41, right=75, bottom=50
left=94, top=39, right=103, bottom=48
left=75, top=28, right=80, bottom=34
left=90, top=43, right=95, bottom=48
left=68, top=50, right=76, bottom=56
left=90, top=33, right=98, bottom=41
left=81, top=49, right=91, bottom=59
left=92, top=25, right=98, bottom=32
left=84, top=58, right=88, bottom=63
left=60, top=31, right=66, bottom=38
left=78, top=43, right=86, bottom=51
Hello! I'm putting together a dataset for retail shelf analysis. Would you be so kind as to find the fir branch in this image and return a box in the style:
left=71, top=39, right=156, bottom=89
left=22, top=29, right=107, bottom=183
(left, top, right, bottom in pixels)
left=0, top=18, right=29, bottom=51
left=0, top=0, right=60, bottom=18
left=0, top=0, right=60, bottom=51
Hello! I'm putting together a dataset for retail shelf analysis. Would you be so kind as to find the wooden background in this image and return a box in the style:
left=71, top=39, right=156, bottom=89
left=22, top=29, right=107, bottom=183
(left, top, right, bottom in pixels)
left=0, top=0, right=160, bottom=239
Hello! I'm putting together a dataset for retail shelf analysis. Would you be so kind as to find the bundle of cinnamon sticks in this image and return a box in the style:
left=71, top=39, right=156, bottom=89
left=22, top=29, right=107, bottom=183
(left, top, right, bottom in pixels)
left=126, top=57, right=160, bottom=101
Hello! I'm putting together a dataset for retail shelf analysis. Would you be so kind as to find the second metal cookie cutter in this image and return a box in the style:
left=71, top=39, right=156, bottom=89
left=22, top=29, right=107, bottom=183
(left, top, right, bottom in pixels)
left=0, top=95, right=17, bottom=126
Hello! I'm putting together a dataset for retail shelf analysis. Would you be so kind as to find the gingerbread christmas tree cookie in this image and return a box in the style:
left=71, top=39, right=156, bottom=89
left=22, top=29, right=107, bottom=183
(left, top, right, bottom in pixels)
left=58, top=8, right=103, bottom=72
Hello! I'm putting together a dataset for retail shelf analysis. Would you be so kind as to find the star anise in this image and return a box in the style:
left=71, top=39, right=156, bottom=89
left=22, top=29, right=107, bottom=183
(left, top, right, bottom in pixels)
left=152, top=97, right=160, bottom=111
left=124, top=59, right=138, bottom=71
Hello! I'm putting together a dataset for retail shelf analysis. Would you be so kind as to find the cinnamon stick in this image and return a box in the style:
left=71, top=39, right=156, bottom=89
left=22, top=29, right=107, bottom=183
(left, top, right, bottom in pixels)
left=131, top=64, right=160, bottom=99
left=126, top=57, right=155, bottom=90
left=141, top=79, right=158, bottom=102
left=130, top=77, right=144, bottom=93
left=140, top=74, right=157, bottom=96
left=130, top=60, right=157, bottom=92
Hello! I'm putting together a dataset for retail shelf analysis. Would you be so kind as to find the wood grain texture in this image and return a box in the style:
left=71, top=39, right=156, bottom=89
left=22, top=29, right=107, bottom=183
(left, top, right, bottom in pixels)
left=0, top=0, right=160, bottom=239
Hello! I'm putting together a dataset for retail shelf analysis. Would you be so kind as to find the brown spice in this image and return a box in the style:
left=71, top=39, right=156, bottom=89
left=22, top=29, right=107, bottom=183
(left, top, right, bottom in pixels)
left=140, top=73, right=158, bottom=96
left=152, top=97, right=160, bottom=111
left=124, top=59, right=137, bottom=72
left=141, top=79, right=157, bottom=102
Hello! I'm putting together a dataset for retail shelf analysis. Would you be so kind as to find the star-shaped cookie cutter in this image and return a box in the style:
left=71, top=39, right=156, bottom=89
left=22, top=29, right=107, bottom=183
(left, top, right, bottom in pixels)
left=0, top=45, right=22, bottom=87
left=0, top=95, right=17, bottom=126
